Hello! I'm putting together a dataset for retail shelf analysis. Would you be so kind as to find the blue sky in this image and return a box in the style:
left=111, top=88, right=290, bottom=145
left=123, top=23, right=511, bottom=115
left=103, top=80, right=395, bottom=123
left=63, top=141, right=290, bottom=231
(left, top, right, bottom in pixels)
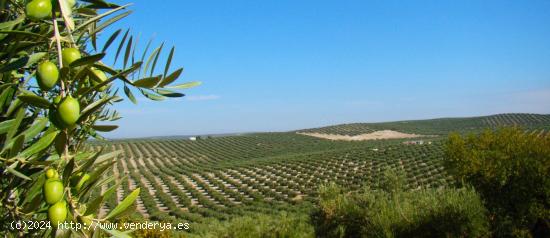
left=102, top=0, right=550, bottom=138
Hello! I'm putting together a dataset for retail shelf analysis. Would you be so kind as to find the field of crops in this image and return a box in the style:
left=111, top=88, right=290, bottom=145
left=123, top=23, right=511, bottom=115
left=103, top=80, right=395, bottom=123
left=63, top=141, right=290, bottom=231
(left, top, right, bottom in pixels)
left=91, top=113, right=549, bottom=232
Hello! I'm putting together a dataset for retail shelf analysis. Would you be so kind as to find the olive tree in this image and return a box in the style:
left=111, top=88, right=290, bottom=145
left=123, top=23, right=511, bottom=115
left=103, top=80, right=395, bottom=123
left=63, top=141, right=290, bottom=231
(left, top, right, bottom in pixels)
left=0, top=0, right=199, bottom=236
left=445, top=128, right=550, bottom=237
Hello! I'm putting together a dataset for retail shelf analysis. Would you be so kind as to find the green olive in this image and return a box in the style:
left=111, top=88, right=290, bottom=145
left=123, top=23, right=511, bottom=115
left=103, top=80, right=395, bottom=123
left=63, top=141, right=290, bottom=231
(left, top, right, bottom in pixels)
left=57, top=95, right=80, bottom=126
left=78, top=215, right=94, bottom=226
left=90, top=68, right=109, bottom=91
left=43, top=178, right=64, bottom=204
left=61, top=48, right=81, bottom=67
left=37, top=61, right=59, bottom=91
left=26, top=0, right=52, bottom=20
left=45, top=168, right=58, bottom=179
left=48, top=201, right=67, bottom=227
left=53, top=95, right=62, bottom=104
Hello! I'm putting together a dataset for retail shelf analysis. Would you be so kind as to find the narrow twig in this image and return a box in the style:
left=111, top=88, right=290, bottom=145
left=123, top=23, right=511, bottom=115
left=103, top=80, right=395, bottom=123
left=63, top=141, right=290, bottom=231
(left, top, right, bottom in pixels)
left=52, top=17, right=66, bottom=97
left=52, top=13, right=71, bottom=159
left=57, top=0, right=77, bottom=46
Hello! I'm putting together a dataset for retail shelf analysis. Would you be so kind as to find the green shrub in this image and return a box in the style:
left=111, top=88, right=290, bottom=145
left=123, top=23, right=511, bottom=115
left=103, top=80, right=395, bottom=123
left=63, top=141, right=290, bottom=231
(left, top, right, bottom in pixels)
left=373, top=188, right=489, bottom=237
left=193, top=212, right=315, bottom=238
left=445, top=127, right=550, bottom=237
left=313, top=169, right=490, bottom=238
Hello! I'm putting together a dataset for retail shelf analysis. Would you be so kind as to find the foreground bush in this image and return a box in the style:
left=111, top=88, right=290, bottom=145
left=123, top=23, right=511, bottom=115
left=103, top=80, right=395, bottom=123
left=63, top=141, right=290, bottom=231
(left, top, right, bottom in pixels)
left=445, top=127, right=550, bottom=237
left=313, top=169, right=490, bottom=238
left=193, top=212, right=315, bottom=238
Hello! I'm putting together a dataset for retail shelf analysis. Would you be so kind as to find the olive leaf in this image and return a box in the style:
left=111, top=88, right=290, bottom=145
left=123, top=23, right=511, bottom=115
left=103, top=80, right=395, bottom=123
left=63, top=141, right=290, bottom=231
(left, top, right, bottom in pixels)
left=92, top=125, right=118, bottom=132
left=8, top=135, right=25, bottom=158
left=0, top=119, right=15, bottom=134
left=158, top=68, right=183, bottom=87
left=7, top=166, right=32, bottom=181
left=62, top=158, right=75, bottom=186
left=5, top=108, right=25, bottom=147
left=0, top=15, right=25, bottom=30
left=75, top=4, right=130, bottom=32
left=3, top=117, right=47, bottom=151
left=163, top=46, right=175, bottom=78
left=21, top=174, right=46, bottom=213
left=80, top=0, right=121, bottom=9
left=140, top=89, right=165, bottom=101
left=18, top=94, right=51, bottom=109
left=18, top=131, right=59, bottom=158
left=155, top=89, right=184, bottom=98
left=102, top=229, right=133, bottom=238
left=24, top=52, right=47, bottom=67
left=78, top=161, right=115, bottom=198
left=94, top=149, right=123, bottom=164
left=58, top=0, right=75, bottom=30
left=18, top=118, right=49, bottom=144
left=124, top=36, right=132, bottom=68
left=77, top=96, right=116, bottom=123
left=102, top=29, right=121, bottom=53
left=114, top=29, right=130, bottom=65
left=132, top=75, right=161, bottom=88
left=78, top=150, right=102, bottom=174
left=90, top=11, right=132, bottom=42
left=84, top=174, right=123, bottom=216
left=143, top=43, right=163, bottom=78
left=105, top=188, right=140, bottom=220
left=70, top=53, right=106, bottom=67
left=123, top=85, right=137, bottom=104
left=0, top=56, right=29, bottom=73
left=166, top=81, right=202, bottom=89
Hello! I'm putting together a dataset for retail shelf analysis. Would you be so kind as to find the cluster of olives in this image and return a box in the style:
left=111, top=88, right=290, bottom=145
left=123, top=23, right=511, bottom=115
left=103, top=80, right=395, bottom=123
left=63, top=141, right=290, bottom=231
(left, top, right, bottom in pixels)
left=38, top=47, right=111, bottom=130
left=37, top=48, right=82, bottom=129
left=43, top=169, right=67, bottom=227
left=28, top=0, right=109, bottom=130
left=44, top=168, right=92, bottom=227
left=36, top=48, right=83, bottom=92
left=25, top=0, right=109, bottom=229
left=28, top=0, right=110, bottom=130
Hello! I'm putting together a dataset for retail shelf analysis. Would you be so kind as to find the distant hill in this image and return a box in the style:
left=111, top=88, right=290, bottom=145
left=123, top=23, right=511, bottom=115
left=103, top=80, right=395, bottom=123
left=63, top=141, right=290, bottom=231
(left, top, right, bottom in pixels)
left=97, top=113, right=550, bottom=141
left=104, top=132, right=252, bottom=141
left=297, top=113, right=550, bottom=136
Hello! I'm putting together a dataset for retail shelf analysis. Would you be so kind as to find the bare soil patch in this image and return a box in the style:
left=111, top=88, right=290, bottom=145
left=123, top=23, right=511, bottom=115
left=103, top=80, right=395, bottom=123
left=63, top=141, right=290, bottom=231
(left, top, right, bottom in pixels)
left=298, top=130, right=428, bottom=141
